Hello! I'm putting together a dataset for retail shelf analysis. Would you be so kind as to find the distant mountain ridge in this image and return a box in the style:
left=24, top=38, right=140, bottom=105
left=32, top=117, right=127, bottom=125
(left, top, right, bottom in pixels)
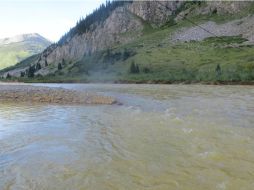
left=0, top=33, right=51, bottom=70
left=0, top=33, right=50, bottom=45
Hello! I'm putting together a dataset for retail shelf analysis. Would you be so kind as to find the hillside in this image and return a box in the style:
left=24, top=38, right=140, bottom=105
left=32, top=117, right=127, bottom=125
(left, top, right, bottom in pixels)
left=1, top=1, right=254, bottom=83
left=0, top=33, right=51, bottom=70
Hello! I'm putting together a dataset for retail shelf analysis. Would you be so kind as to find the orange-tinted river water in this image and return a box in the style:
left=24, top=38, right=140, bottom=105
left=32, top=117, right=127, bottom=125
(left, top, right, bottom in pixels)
left=0, top=84, right=254, bottom=190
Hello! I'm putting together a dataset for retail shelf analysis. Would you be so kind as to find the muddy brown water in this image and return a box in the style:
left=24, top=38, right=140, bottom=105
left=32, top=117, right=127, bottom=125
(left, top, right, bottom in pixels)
left=0, top=84, right=254, bottom=190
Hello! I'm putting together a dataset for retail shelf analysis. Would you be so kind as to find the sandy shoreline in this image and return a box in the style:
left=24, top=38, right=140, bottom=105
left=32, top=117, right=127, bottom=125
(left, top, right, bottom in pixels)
left=0, top=84, right=116, bottom=105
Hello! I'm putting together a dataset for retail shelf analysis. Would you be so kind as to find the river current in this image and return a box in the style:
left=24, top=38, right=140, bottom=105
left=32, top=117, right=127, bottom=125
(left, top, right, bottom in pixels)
left=0, top=84, right=254, bottom=190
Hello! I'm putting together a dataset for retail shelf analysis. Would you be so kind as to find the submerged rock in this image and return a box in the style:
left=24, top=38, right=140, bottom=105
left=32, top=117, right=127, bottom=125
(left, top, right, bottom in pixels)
left=0, top=85, right=116, bottom=105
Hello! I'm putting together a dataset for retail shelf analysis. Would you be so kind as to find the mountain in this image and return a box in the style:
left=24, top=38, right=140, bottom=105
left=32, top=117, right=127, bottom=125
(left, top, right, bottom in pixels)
left=0, top=33, right=51, bottom=70
left=1, top=1, right=254, bottom=83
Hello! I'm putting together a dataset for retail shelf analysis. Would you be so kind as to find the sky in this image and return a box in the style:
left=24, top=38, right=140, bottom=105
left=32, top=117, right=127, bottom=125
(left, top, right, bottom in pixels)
left=0, top=0, right=104, bottom=42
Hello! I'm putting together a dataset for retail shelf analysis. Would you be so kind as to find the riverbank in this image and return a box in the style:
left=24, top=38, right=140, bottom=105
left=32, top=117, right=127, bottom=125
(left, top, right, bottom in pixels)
left=113, top=80, right=254, bottom=85
left=0, top=84, right=116, bottom=105
left=1, top=77, right=254, bottom=85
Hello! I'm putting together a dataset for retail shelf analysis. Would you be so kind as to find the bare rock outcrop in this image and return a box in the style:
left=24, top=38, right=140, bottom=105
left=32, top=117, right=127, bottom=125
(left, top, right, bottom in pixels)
left=127, top=1, right=183, bottom=26
left=172, top=15, right=254, bottom=43
left=199, top=1, right=252, bottom=15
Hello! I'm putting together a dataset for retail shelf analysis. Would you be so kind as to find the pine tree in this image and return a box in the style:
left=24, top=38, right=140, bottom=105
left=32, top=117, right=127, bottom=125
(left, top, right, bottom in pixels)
left=129, top=61, right=140, bottom=74
left=215, top=64, right=221, bottom=77
left=136, top=64, right=140, bottom=73
left=123, top=48, right=131, bottom=60
left=28, top=65, right=35, bottom=78
left=36, top=63, right=41, bottom=70
left=62, top=59, right=66, bottom=66
left=6, top=73, right=11, bottom=79
left=58, top=63, right=62, bottom=70
left=20, top=71, right=25, bottom=77
left=130, top=61, right=136, bottom=73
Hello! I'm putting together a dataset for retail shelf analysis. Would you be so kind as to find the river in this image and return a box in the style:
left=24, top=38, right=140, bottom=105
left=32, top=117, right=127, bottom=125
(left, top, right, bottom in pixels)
left=0, top=84, right=254, bottom=190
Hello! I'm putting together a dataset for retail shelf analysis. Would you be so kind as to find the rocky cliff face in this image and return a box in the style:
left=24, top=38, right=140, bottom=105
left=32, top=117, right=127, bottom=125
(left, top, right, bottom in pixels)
left=38, top=7, right=143, bottom=68
left=200, top=1, right=252, bottom=15
left=127, top=1, right=183, bottom=26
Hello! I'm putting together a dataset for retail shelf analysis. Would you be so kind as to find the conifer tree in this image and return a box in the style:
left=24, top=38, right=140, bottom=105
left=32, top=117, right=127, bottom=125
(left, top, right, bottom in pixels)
left=36, top=63, right=41, bottom=70
left=216, top=64, right=221, bottom=77
left=20, top=71, right=25, bottom=77
left=58, top=63, right=62, bottom=70
left=6, top=73, right=11, bottom=79
left=28, top=65, right=35, bottom=78
left=130, top=61, right=140, bottom=74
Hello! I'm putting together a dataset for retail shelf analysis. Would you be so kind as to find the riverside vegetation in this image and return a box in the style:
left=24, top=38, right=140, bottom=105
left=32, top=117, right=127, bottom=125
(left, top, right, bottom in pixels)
left=1, top=1, right=254, bottom=84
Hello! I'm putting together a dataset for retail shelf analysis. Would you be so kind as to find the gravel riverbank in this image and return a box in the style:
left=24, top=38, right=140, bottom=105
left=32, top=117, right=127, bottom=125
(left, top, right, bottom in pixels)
left=0, top=84, right=116, bottom=105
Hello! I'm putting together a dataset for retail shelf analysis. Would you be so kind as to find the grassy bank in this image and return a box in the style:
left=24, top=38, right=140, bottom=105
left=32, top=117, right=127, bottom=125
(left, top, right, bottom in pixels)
left=50, top=34, right=253, bottom=84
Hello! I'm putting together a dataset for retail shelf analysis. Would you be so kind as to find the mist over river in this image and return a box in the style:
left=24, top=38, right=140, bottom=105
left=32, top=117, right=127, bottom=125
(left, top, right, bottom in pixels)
left=0, top=84, right=254, bottom=190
